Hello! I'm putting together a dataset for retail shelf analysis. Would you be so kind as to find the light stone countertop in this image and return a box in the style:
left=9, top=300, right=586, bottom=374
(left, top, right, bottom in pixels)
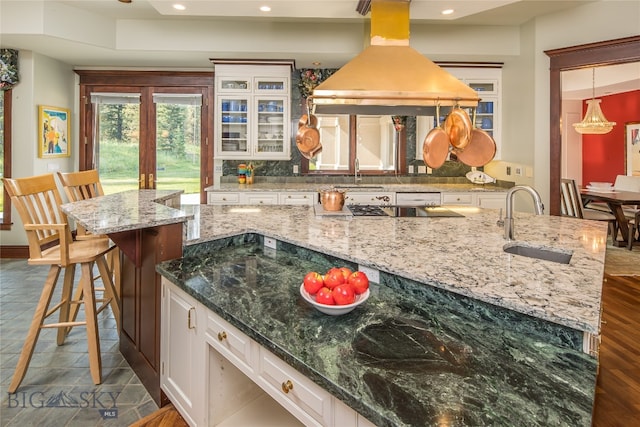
left=62, top=190, right=606, bottom=335
left=205, top=182, right=509, bottom=193
left=183, top=203, right=606, bottom=335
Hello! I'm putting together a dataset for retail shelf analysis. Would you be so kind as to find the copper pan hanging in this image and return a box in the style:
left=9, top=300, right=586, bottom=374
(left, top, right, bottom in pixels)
left=296, top=98, right=322, bottom=158
left=443, top=105, right=472, bottom=150
left=422, top=105, right=450, bottom=169
left=454, top=107, right=496, bottom=167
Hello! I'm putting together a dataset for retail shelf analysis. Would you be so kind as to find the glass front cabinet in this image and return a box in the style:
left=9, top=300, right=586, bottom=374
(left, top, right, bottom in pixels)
left=214, top=64, right=292, bottom=160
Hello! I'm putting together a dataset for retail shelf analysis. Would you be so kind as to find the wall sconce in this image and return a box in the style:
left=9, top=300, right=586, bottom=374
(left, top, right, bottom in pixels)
left=572, top=68, right=616, bottom=135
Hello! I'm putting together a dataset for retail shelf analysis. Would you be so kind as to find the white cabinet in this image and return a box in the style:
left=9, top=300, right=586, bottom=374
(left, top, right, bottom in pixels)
left=444, top=66, right=502, bottom=160
left=279, top=192, right=317, bottom=205
left=207, top=191, right=316, bottom=206
left=162, top=278, right=377, bottom=427
left=345, top=192, right=395, bottom=206
left=214, top=64, right=291, bottom=160
left=442, top=191, right=506, bottom=210
left=160, top=279, right=206, bottom=427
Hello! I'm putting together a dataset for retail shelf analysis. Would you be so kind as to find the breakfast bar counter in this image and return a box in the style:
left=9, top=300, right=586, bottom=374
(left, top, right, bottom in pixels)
left=156, top=203, right=606, bottom=426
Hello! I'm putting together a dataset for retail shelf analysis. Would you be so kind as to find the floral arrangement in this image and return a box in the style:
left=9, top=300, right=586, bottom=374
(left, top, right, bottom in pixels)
left=298, top=68, right=337, bottom=99
left=392, top=115, right=406, bottom=132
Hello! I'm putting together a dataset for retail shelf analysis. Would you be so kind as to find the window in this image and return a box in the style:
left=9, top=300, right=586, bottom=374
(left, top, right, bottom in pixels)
left=1, top=89, right=12, bottom=230
left=304, top=114, right=405, bottom=174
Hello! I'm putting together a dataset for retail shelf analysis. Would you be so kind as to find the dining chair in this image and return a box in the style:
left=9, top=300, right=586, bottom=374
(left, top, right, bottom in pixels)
left=560, top=178, right=617, bottom=240
left=628, top=210, right=639, bottom=250
left=3, top=173, right=121, bottom=393
left=57, top=170, right=122, bottom=297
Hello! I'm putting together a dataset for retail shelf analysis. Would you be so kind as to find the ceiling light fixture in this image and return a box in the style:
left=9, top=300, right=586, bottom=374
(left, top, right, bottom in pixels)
left=441, top=9, right=454, bottom=15
left=572, top=68, right=616, bottom=135
left=260, top=6, right=271, bottom=12
left=173, top=4, right=186, bottom=11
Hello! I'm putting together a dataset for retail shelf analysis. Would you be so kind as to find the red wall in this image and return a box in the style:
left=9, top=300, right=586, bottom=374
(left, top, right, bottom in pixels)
left=582, top=89, right=640, bottom=185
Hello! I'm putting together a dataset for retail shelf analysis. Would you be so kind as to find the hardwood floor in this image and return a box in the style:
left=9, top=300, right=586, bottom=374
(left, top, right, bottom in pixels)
left=592, top=274, right=640, bottom=427
left=132, top=274, right=640, bottom=427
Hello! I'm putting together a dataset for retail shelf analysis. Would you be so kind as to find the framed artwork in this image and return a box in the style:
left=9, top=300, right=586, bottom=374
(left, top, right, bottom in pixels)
left=625, top=121, right=640, bottom=176
left=38, top=105, right=70, bottom=158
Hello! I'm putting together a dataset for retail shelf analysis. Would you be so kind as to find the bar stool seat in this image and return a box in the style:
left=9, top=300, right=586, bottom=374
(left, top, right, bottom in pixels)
left=3, top=173, right=120, bottom=393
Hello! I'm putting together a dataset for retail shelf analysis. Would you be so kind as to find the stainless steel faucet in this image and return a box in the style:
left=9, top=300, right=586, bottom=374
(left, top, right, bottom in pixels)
left=355, top=158, right=362, bottom=183
left=504, top=185, right=544, bottom=240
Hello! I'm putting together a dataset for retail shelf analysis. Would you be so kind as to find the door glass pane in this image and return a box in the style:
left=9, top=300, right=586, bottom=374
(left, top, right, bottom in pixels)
left=92, top=93, right=140, bottom=195
left=154, top=94, right=202, bottom=204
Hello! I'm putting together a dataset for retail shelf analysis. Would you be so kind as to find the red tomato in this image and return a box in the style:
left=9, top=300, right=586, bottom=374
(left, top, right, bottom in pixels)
left=339, top=267, right=353, bottom=281
left=316, top=287, right=335, bottom=305
left=333, top=284, right=355, bottom=305
left=323, top=267, right=346, bottom=289
left=303, top=271, right=324, bottom=295
left=348, top=271, right=369, bottom=295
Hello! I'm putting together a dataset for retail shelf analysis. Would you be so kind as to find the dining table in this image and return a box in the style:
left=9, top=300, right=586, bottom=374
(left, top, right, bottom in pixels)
left=581, top=188, right=640, bottom=247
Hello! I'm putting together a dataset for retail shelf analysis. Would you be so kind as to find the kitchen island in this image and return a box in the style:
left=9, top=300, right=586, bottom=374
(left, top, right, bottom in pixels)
left=64, top=192, right=606, bottom=425
left=160, top=203, right=605, bottom=426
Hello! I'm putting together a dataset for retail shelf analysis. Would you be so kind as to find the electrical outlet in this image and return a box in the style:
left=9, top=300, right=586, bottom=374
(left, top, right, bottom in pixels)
left=515, top=167, right=522, bottom=176
left=408, top=165, right=415, bottom=174
left=427, top=167, right=433, bottom=175
left=214, top=164, right=223, bottom=173
left=264, top=237, right=277, bottom=250
left=293, top=165, right=299, bottom=174
left=418, top=166, right=427, bottom=174
left=506, top=166, right=512, bottom=176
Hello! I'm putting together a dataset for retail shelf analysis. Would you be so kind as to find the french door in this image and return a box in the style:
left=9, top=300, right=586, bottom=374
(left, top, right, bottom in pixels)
left=78, top=72, right=214, bottom=204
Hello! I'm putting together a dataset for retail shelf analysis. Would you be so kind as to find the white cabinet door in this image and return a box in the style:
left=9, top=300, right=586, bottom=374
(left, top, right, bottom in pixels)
left=240, top=192, right=279, bottom=205
left=161, top=279, right=205, bottom=427
left=278, top=192, right=317, bottom=205
left=207, top=191, right=241, bottom=205
left=215, top=64, right=291, bottom=160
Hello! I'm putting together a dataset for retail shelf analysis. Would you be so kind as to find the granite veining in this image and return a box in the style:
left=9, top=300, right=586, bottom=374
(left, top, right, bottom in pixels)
left=157, top=235, right=597, bottom=427
left=60, top=189, right=193, bottom=234
left=182, top=204, right=605, bottom=334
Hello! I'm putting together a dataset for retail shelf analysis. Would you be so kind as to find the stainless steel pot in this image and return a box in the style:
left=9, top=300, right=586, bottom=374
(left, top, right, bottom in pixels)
left=319, top=188, right=347, bottom=211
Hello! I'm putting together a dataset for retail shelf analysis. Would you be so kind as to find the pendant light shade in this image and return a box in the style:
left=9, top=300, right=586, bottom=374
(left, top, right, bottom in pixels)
left=572, top=68, right=616, bottom=135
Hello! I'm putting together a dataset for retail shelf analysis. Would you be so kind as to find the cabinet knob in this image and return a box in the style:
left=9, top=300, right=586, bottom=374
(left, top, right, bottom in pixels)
left=217, top=331, right=227, bottom=341
left=281, top=380, right=294, bottom=394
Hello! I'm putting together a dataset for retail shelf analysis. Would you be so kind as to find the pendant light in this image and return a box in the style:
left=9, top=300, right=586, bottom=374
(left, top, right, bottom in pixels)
left=572, top=68, right=616, bottom=135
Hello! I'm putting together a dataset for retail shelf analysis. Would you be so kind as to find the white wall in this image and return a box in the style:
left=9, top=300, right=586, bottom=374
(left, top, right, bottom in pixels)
left=1, top=52, right=75, bottom=246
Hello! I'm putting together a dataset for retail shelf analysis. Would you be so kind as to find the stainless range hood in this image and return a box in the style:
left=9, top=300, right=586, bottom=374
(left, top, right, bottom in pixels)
left=311, top=0, right=479, bottom=116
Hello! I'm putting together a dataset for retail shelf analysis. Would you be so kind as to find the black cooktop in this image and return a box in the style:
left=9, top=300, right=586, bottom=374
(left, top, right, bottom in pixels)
left=348, top=205, right=465, bottom=218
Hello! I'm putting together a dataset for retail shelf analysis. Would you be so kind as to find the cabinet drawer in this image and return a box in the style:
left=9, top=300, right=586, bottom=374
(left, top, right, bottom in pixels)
left=241, top=193, right=279, bottom=205
left=278, top=192, right=316, bottom=205
left=258, top=350, right=332, bottom=427
left=208, top=192, right=240, bottom=205
left=345, top=192, right=394, bottom=206
left=442, top=193, right=473, bottom=205
left=206, top=312, right=257, bottom=375
left=476, top=193, right=506, bottom=210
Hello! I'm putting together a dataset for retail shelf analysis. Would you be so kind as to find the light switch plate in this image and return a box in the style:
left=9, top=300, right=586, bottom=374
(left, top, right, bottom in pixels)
left=408, top=165, right=415, bottom=174
left=293, top=165, right=299, bottom=174
left=418, top=166, right=427, bottom=174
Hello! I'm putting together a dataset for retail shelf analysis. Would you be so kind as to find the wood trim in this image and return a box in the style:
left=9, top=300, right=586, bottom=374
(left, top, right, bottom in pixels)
left=75, top=70, right=214, bottom=87
left=2, top=89, right=12, bottom=229
left=0, top=245, right=29, bottom=258
left=545, top=35, right=640, bottom=216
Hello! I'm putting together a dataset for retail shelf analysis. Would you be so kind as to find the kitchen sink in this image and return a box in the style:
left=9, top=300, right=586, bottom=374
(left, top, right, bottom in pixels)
left=503, top=243, right=573, bottom=264
left=333, top=185, right=385, bottom=189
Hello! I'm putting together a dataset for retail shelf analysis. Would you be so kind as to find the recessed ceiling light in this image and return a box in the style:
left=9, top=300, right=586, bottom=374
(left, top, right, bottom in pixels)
left=441, top=9, right=454, bottom=16
left=173, top=4, right=186, bottom=11
left=260, top=5, right=271, bottom=12
left=312, top=61, right=321, bottom=66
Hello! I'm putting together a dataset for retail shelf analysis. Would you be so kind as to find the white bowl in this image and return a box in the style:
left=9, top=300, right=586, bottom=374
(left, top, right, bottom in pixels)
left=589, top=182, right=613, bottom=188
left=267, top=116, right=283, bottom=124
left=299, top=284, right=369, bottom=316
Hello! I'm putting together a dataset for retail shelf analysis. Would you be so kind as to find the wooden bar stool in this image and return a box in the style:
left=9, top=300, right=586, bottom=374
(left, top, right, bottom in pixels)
left=560, top=178, right=617, bottom=241
left=3, top=173, right=121, bottom=393
left=57, top=170, right=122, bottom=300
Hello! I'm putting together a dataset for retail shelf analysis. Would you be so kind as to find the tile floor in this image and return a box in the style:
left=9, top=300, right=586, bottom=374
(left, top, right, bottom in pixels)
left=0, top=259, right=158, bottom=426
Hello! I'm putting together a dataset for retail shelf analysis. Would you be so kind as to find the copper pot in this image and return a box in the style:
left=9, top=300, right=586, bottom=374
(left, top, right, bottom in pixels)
left=319, top=188, right=346, bottom=211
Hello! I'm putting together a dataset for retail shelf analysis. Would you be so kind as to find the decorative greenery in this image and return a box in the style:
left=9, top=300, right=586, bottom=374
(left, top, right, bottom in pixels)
left=392, top=115, right=407, bottom=132
left=298, top=68, right=337, bottom=99
left=0, top=49, right=19, bottom=91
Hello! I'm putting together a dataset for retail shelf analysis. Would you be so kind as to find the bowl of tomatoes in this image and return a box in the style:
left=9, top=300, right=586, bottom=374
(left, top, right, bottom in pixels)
left=300, top=267, right=370, bottom=316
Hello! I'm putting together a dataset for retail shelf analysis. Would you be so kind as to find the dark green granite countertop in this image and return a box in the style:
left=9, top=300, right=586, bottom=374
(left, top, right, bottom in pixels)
left=157, top=234, right=596, bottom=427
